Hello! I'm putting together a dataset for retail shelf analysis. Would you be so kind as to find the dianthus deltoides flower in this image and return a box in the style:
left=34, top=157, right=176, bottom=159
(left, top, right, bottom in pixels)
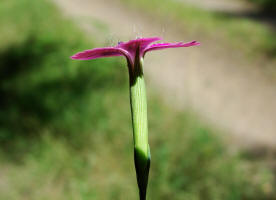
left=71, top=37, right=199, bottom=200
left=71, top=37, right=199, bottom=69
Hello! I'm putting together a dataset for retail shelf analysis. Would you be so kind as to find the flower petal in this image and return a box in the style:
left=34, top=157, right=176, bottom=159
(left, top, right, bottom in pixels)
left=117, top=37, right=162, bottom=59
left=117, top=37, right=162, bottom=49
left=144, top=40, right=200, bottom=55
left=71, top=47, right=126, bottom=60
left=70, top=38, right=200, bottom=69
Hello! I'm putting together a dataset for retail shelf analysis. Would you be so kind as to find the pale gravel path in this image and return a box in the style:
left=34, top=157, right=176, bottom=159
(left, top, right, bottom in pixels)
left=175, top=0, right=256, bottom=13
left=53, top=0, right=276, bottom=149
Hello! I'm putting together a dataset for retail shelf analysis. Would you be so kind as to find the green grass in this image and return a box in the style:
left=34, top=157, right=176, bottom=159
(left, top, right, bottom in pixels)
left=121, top=0, right=276, bottom=61
left=0, top=0, right=275, bottom=199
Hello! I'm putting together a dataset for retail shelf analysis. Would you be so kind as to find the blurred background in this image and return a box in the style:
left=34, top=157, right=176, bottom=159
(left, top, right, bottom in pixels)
left=0, top=0, right=276, bottom=199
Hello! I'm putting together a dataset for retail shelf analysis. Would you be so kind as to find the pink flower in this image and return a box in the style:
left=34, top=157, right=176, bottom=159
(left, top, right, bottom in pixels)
left=71, top=37, right=199, bottom=200
left=71, top=37, right=200, bottom=69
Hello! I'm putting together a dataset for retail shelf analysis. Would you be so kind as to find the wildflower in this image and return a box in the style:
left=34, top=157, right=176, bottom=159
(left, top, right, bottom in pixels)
left=71, top=37, right=199, bottom=70
left=71, top=37, right=199, bottom=200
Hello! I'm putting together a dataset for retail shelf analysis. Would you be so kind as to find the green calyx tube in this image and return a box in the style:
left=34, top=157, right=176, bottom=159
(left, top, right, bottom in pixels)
left=128, top=55, right=151, bottom=200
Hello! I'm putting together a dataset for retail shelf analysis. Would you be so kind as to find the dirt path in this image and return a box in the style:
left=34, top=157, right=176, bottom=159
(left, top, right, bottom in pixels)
left=176, top=0, right=256, bottom=13
left=177, top=0, right=276, bottom=30
left=53, top=0, right=276, bottom=149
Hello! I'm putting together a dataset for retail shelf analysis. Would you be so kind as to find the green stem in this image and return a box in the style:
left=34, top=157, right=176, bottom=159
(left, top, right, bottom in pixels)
left=128, top=58, right=150, bottom=200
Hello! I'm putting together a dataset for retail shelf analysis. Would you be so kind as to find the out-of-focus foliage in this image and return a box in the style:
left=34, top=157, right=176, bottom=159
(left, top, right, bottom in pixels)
left=248, top=0, right=276, bottom=13
left=0, top=0, right=275, bottom=199
left=0, top=0, right=125, bottom=151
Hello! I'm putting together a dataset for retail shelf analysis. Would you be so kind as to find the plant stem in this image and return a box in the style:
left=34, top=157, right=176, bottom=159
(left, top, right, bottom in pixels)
left=128, top=58, right=150, bottom=200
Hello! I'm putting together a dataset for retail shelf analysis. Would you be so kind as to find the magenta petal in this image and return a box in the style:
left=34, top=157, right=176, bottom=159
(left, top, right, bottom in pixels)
left=71, top=38, right=199, bottom=67
left=144, top=40, right=200, bottom=55
left=117, top=37, right=162, bottom=50
left=117, top=37, right=162, bottom=61
left=71, top=47, right=126, bottom=60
